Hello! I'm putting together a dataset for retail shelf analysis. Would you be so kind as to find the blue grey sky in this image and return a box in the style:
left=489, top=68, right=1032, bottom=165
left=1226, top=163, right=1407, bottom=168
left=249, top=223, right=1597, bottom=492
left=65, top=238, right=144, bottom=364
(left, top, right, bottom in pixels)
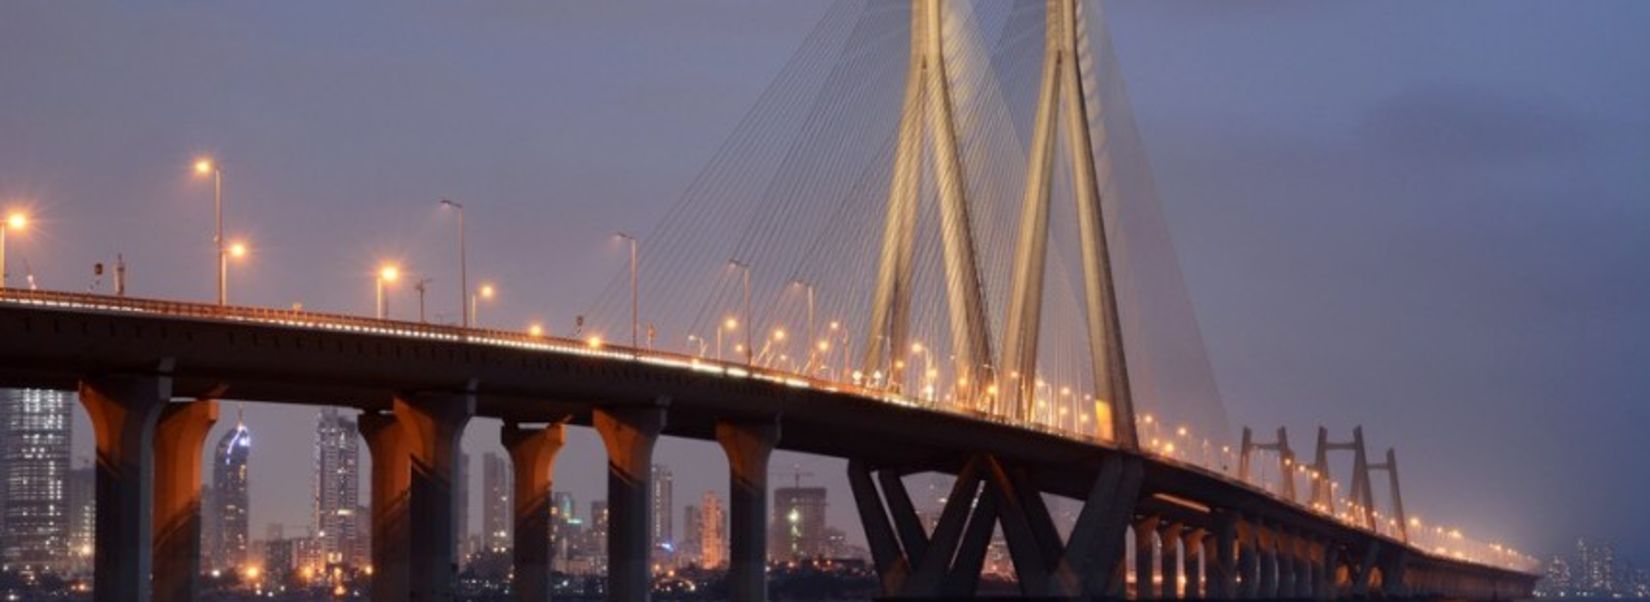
left=2, top=1, right=1646, bottom=561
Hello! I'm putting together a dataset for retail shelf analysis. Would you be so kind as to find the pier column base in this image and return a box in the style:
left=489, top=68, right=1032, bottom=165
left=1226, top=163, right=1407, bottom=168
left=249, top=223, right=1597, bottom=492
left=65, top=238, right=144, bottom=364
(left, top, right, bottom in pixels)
left=153, top=399, right=218, bottom=602
left=595, top=403, right=667, bottom=602
left=79, top=374, right=171, bottom=602
left=395, top=392, right=475, bottom=602
left=717, top=418, right=780, bottom=602
left=361, top=412, right=412, bottom=602
left=502, top=422, right=566, bottom=602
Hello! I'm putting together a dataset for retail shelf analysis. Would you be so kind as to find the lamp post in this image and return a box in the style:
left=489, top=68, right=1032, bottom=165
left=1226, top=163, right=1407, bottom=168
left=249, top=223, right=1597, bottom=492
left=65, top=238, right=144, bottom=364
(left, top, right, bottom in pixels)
left=717, top=316, right=737, bottom=362
left=472, top=283, right=495, bottom=327
left=0, top=211, right=26, bottom=289
left=729, top=260, right=751, bottom=365
left=616, top=232, right=638, bottom=349
left=193, top=158, right=226, bottom=305
left=376, top=264, right=400, bottom=319
left=439, top=199, right=468, bottom=327
left=792, top=280, right=816, bottom=373
left=225, top=240, right=248, bottom=304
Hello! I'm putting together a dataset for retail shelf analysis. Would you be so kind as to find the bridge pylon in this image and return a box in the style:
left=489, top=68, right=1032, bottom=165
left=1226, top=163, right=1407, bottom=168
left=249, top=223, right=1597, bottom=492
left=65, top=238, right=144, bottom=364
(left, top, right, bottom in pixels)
left=1240, top=426, right=1300, bottom=502
left=998, top=0, right=1139, bottom=448
left=864, top=0, right=994, bottom=402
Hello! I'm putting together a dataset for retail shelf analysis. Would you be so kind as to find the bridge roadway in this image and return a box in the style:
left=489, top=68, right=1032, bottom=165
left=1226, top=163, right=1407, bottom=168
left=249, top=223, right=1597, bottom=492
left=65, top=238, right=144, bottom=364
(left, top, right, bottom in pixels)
left=0, top=289, right=1535, bottom=601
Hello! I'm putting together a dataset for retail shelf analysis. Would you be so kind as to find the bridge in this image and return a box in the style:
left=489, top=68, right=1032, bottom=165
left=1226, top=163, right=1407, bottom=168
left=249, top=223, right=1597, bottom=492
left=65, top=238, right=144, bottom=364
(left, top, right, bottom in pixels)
left=0, top=1, right=1538, bottom=601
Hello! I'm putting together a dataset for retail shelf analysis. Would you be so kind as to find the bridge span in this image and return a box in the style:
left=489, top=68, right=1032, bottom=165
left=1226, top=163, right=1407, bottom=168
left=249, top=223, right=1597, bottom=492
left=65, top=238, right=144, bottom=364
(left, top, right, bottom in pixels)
left=0, top=289, right=1535, bottom=601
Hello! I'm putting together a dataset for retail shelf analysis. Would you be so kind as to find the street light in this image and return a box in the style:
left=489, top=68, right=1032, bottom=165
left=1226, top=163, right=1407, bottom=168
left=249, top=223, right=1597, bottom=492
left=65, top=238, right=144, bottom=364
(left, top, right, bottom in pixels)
left=192, top=158, right=226, bottom=305
left=728, top=259, right=751, bottom=365
left=224, top=240, right=249, bottom=303
left=792, top=280, right=816, bottom=373
left=439, top=199, right=469, bottom=327
left=472, top=283, right=495, bottom=327
left=616, top=232, right=639, bottom=349
left=0, top=210, right=26, bottom=288
left=718, top=316, right=737, bottom=362
left=376, top=264, right=400, bottom=319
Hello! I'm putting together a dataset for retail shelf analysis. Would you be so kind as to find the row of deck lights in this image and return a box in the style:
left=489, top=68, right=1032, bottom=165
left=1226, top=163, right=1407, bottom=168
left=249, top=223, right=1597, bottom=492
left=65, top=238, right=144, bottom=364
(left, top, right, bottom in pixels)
left=1138, top=415, right=1536, bottom=571
left=7, top=161, right=1536, bottom=575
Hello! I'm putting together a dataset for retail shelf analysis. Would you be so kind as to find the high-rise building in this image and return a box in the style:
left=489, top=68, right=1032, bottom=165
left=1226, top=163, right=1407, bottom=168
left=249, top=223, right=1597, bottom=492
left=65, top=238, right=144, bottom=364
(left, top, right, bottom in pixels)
left=211, top=417, right=252, bottom=570
left=1577, top=538, right=1618, bottom=594
left=314, top=408, right=360, bottom=567
left=0, top=388, right=73, bottom=573
left=548, top=491, right=578, bottom=572
left=699, top=491, right=726, bottom=569
left=66, top=460, right=94, bottom=573
left=683, top=504, right=701, bottom=566
left=481, top=453, right=510, bottom=553
left=589, top=500, right=610, bottom=574
left=770, top=487, right=828, bottom=560
left=650, top=464, right=674, bottom=552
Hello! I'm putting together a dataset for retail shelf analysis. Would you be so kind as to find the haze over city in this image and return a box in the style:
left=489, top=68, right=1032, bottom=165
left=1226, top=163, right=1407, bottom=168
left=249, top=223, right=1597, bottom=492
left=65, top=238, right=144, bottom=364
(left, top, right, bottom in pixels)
left=2, top=1, right=1648, bottom=600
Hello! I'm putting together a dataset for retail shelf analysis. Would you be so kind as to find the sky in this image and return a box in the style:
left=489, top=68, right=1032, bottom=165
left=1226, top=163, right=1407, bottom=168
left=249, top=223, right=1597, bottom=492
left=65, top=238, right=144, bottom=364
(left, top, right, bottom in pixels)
left=2, top=1, right=1647, bottom=563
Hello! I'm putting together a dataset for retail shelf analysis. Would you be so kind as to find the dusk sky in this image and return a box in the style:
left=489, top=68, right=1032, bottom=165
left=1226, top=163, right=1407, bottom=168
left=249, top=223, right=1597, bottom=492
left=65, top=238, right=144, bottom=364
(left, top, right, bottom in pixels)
left=2, top=1, right=1647, bottom=563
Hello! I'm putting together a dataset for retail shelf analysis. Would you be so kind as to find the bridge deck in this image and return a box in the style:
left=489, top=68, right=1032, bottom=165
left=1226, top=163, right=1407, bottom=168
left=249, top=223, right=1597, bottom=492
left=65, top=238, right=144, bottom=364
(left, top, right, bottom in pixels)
left=0, top=289, right=1534, bottom=590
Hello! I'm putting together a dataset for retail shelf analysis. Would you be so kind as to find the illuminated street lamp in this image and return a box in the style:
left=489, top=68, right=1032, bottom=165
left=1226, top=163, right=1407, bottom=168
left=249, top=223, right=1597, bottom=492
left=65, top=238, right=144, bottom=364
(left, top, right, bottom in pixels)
left=192, top=158, right=228, bottom=305
left=224, top=240, right=249, bottom=303
left=0, top=210, right=27, bottom=288
left=471, top=283, right=495, bottom=327
left=376, top=264, right=400, bottom=319
left=728, top=259, right=752, bottom=365
left=438, top=199, right=469, bottom=327
left=717, top=316, right=737, bottom=362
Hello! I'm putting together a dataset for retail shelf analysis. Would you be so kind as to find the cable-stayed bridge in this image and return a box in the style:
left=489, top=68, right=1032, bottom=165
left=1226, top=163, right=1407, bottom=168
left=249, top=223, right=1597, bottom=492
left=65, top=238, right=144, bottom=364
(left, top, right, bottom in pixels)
left=0, top=1, right=1537, bottom=600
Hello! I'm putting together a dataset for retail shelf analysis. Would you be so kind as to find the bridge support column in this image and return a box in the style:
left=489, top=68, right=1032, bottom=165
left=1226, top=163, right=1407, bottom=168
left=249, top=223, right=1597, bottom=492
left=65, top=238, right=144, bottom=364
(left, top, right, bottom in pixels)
left=716, top=418, right=780, bottom=602
left=1295, top=534, right=1315, bottom=599
left=1238, top=522, right=1260, bottom=599
left=1158, top=522, right=1181, bottom=599
left=1211, top=512, right=1238, bottom=599
left=361, top=412, right=412, bottom=602
left=395, top=392, right=475, bottom=602
left=153, top=399, right=218, bottom=602
left=1275, top=529, right=1296, bottom=598
left=1181, top=529, right=1205, bottom=599
left=1257, top=524, right=1279, bottom=598
left=79, top=374, right=171, bottom=602
left=595, top=403, right=667, bottom=602
left=1133, top=516, right=1158, bottom=600
left=501, top=422, right=566, bottom=602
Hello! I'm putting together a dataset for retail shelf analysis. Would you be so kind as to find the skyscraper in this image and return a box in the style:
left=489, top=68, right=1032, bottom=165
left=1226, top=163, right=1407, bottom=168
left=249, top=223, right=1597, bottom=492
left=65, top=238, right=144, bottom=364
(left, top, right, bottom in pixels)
left=481, top=452, right=510, bottom=553
left=211, top=416, right=252, bottom=570
left=314, top=408, right=360, bottom=567
left=699, top=491, right=726, bottom=569
left=650, top=464, right=674, bottom=552
left=456, top=451, right=470, bottom=560
left=66, top=460, right=94, bottom=573
left=771, top=486, right=828, bottom=560
left=0, top=388, right=73, bottom=573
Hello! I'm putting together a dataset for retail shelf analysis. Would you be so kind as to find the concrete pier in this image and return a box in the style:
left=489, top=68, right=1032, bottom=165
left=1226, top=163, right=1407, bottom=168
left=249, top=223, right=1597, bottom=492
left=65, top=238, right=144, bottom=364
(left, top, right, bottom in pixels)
left=595, top=403, right=667, bottom=602
left=716, top=418, right=780, bottom=602
left=501, top=422, right=566, bottom=602
left=360, top=412, right=411, bottom=602
left=79, top=374, right=171, bottom=602
left=395, top=392, right=475, bottom=601
left=152, top=400, right=218, bottom=602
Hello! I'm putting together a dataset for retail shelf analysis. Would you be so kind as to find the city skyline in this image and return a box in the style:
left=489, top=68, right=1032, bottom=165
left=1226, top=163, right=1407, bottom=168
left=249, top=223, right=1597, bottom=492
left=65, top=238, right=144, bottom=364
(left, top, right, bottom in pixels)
left=2, top=2, right=1647, bottom=599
